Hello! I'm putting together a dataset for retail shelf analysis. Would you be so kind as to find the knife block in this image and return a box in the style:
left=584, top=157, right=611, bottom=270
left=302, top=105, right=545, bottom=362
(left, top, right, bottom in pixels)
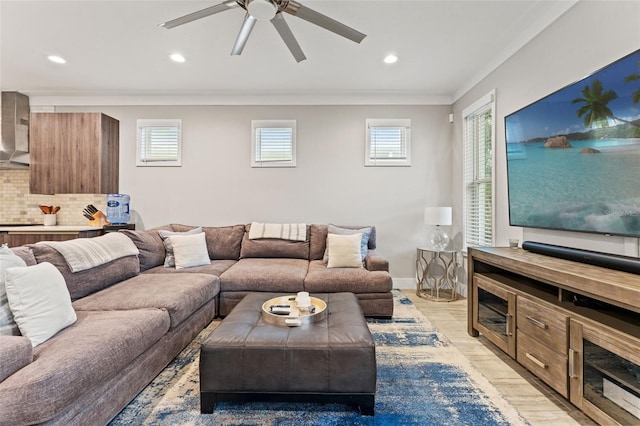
left=88, top=211, right=109, bottom=227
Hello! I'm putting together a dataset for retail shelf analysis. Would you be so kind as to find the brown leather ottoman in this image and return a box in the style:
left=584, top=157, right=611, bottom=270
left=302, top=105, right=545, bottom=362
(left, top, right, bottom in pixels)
left=200, top=292, right=376, bottom=415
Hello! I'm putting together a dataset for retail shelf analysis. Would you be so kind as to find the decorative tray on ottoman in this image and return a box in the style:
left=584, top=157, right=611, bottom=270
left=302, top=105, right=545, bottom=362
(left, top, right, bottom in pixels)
left=261, top=295, right=327, bottom=327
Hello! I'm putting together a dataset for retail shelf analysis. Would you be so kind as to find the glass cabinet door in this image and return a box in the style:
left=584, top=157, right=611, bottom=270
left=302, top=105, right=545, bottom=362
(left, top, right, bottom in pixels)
left=473, top=275, right=516, bottom=357
left=570, top=319, right=640, bottom=425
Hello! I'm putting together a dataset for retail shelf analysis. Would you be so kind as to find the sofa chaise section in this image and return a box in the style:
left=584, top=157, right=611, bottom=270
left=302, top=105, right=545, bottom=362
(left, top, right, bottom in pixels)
left=0, top=309, right=169, bottom=425
left=1, top=235, right=221, bottom=426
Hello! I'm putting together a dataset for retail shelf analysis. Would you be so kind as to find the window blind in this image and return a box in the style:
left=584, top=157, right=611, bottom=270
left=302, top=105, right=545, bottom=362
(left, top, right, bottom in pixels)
left=464, top=94, right=495, bottom=248
left=255, top=128, right=293, bottom=163
left=137, top=119, right=181, bottom=166
left=366, top=119, right=411, bottom=166
left=251, top=120, right=296, bottom=167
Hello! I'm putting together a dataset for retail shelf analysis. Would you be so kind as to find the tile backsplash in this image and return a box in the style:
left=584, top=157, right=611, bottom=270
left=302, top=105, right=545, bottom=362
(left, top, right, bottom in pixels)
left=0, top=169, right=106, bottom=225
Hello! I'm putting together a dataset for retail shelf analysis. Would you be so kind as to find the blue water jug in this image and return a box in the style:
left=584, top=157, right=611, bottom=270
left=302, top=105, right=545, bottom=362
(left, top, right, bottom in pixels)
left=106, top=194, right=130, bottom=224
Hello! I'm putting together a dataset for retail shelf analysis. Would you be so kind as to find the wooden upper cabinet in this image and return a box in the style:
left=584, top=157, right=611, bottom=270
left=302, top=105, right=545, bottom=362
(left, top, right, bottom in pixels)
left=29, top=113, right=119, bottom=194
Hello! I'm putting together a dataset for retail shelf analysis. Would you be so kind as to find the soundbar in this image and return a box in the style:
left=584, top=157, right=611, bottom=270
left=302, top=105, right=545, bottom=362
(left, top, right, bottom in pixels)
left=521, top=241, right=640, bottom=275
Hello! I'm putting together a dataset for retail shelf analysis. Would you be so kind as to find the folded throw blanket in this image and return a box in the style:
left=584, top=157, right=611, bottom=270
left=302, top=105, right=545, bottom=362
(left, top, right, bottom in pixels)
left=40, top=232, right=139, bottom=273
left=249, top=222, right=307, bottom=241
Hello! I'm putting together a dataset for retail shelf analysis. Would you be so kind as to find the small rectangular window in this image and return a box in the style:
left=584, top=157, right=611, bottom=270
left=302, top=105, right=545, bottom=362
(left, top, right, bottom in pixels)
left=251, top=120, right=296, bottom=167
left=366, top=119, right=411, bottom=166
left=136, top=119, right=182, bottom=167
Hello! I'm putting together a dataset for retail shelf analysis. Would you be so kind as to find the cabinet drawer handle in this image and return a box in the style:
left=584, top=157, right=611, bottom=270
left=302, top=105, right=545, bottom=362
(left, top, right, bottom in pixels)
left=525, top=352, right=548, bottom=369
left=506, top=314, right=513, bottom=336
left=526, top=315, right=548, bottom=329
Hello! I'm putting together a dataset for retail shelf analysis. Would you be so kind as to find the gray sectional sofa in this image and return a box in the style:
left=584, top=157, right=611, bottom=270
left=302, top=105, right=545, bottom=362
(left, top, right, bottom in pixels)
left=0, top=223, right=392, bottom=425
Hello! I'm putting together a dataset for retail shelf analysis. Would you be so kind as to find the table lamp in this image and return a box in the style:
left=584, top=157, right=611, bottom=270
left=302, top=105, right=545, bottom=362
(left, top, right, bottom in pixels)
left=424, top=207, right=452, bottom=251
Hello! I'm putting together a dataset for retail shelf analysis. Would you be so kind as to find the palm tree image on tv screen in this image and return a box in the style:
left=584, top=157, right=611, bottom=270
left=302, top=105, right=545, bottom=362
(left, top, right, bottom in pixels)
left=505, top=49, right=640, bottom=237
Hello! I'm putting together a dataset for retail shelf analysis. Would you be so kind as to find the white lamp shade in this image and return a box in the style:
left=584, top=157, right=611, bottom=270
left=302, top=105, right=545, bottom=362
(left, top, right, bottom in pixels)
left=424, top=207, right=452, bottom=226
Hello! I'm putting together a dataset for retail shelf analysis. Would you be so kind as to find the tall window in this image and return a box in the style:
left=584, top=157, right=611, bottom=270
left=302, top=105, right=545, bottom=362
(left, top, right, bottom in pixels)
left=251, top=120, right=296, bottom=167
left=463, top=91, right=495, bottom=248
left=136, top=119, right=182, bottom=166
left=365, top=119, right=411, bottom=166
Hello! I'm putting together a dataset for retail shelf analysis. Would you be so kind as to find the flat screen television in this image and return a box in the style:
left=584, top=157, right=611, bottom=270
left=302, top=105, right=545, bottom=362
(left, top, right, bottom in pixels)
left=505, top=49, right=640, bottom=237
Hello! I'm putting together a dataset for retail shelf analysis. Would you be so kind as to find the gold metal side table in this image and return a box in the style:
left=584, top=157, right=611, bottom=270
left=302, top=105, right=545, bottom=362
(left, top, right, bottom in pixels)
left=416, top=247, right=460, bottom=302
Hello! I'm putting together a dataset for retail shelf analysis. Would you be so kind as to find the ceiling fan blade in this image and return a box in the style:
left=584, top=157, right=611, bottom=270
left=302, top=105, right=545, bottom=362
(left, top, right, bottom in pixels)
left=271, top=14, right=306, bottom=63
left=159, top=0, right=239, bottom=29
left=231, top=13, right=258, bottom=56
left=284, top=0, right=366, bottom=44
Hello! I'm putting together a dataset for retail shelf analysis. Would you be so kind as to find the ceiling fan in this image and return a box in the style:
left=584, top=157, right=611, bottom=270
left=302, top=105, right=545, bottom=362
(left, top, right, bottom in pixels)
left=159, top=0, right=366, bottom=63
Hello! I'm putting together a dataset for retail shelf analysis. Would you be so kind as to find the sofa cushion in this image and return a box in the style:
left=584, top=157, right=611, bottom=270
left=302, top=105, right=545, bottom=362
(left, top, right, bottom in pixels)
left=220, top=258, right=308, bottom=292
left=170, top=224, right=246, bottom=261
left=240, top=223, right=310, bottom=260
left=72, top=273, right=219, bottom=329
left=309, top=224, right=377, bottom=261
left=5, top=262, right=77, bottom=347
left=10, top=246, right=37, bottom=266
left=0, top=335, right=32, bottom=382
left=203, top=225, right=245, bottom=260
left=119, top=229, right=166, bottom=272
left=0, top=309, right=169, bottom=425
left=144, top=259, right=236, bottom=277
left=29, top=244, right=140, bottom=301
left=304, top=260, right=393, bottom=293
left=1, top=244, right=27, bottom=336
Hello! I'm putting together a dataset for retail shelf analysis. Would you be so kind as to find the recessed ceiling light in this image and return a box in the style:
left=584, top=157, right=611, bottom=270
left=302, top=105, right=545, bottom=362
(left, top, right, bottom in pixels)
left=384, top=54, right=398, bottom=64
left=47, top=55, right=66, bottom=64
left=170, top=53, right=186, bottom=63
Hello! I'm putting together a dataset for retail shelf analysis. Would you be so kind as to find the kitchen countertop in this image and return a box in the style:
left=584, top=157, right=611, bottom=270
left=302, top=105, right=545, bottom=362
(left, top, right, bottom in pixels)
left=0, top=225, right=103, bottom=233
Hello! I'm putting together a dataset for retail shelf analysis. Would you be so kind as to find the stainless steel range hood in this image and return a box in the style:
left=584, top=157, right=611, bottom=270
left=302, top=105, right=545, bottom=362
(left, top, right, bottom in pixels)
left=0, top=91, right=30, bottom=169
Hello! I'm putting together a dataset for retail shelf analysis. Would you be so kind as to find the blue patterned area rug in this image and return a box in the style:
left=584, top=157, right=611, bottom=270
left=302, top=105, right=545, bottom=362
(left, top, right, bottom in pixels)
left=110, top=291, right=528, bottom=425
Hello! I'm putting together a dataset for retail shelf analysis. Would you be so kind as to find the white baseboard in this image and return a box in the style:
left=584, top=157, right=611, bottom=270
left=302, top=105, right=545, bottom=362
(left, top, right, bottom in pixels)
left=393, top=277, right=467, bottom=298
left=392, top=278, right=416, bottom=290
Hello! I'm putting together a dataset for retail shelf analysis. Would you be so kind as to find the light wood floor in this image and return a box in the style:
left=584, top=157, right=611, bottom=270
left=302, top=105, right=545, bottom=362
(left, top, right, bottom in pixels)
left=402, top=290, right=596, bottom=426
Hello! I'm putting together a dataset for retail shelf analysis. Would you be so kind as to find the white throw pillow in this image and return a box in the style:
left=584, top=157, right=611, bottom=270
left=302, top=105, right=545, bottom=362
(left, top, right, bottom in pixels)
left=158, top=227, right=203, bottom=267
left=171, top=233, right=210, bottom=269
left=5, top=262, right=77, bottom=347
left=0, top=244, right=27, bottom=336
left=322, top=225, right=372, bottom=264
left=327, top=233, right=363, bottom=268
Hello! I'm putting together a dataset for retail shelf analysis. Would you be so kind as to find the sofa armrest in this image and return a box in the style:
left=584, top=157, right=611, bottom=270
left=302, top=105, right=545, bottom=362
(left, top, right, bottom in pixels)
left=0, top=335, right=33, bottom=382
left=364, top=251, right=389, bottom=272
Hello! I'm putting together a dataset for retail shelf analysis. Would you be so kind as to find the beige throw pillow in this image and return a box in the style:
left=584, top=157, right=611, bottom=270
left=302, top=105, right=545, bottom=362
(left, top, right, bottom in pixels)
left=327, top=233, right=363, bottom=268
left=171, top=233, right=210, bottom=269
left=158, top=227, right=203, bottom=267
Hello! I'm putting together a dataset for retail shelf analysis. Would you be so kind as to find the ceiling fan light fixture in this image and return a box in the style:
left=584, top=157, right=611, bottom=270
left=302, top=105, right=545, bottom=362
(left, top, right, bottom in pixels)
left=247, top=0, right=277, bottom=20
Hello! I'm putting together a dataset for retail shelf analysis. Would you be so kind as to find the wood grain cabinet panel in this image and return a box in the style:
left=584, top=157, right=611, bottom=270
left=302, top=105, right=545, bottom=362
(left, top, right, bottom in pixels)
left=29, top=113, right=119, bottom=194
left=0, top=230, right=103, bottom=245
left=468, top=247, right=640, bottom=425
left=517, top=296, right=568, bottom=353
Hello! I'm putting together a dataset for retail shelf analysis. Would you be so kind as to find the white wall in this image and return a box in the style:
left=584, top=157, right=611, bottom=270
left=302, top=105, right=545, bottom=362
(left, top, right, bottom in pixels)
left=56, top=104, right=452, bottom=283
left=452, top=1, right=640, bottom=263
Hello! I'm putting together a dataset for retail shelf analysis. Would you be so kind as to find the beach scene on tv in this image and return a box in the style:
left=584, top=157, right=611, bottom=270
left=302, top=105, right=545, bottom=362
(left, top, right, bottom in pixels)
left=506, top=49, right=640, bottom=237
